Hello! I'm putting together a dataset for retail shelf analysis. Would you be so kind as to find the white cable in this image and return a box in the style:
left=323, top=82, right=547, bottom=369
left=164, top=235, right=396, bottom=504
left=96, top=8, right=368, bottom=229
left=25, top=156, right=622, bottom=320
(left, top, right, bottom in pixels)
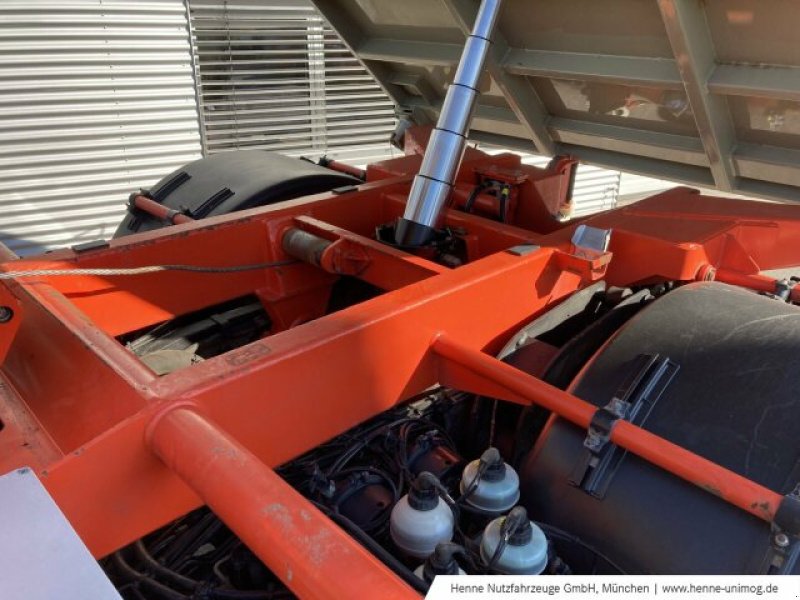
left=0, top=260, right=297, bottom=280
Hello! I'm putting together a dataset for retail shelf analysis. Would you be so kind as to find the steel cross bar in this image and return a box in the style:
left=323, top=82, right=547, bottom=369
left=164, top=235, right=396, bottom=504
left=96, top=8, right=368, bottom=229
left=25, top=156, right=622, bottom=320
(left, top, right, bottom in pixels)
left=146, top=405, right=418, bottom=600
left=431, top=333, right=783, bottom=522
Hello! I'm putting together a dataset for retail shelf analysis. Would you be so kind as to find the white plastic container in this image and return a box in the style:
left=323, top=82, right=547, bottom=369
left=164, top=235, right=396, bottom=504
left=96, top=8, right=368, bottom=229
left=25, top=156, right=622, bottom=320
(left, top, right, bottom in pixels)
left=413, top=542, right=467, bottom=582
left=390, top=472, right=454, bottom=559
left=413, top=563, right=466, bottom=581
left=459, top=448, right=520, bottom=512
left=480, top=506, right=548, bottom=574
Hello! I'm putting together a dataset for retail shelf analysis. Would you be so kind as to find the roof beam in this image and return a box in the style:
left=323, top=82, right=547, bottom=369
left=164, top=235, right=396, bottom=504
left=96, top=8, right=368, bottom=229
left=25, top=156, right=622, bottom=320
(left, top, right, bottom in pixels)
left=503, top=49, right=683, bottom=89
left=357, top=38, right=461, bottom=67
left=440, top=0, right=556, bottom=156
left=657, top=0, right=737, bottom=191
left=550, top=118, right=708, bottom=167
left=559, top=143, right=716, bottom=189
left=734, top=144, right=800, bottom=190
left=406, top=99, right=708, bottom=167
left=469, top=130, right=716, bottom=189
left=353, top=36, right=800, bottom=104
left=709, top=64, right=800, bottom=102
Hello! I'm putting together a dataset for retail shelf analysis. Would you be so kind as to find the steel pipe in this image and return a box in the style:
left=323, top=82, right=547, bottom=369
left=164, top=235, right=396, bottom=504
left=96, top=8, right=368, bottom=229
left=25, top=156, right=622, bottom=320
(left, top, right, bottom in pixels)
left=147, top=406, right=418, bottom=600
left=282, top=228, right=332, bottom=267
left=432, top=332, right=784, bottom=523
left=396, top=0, right=503, bottom=246
left=131, top=194, right=194, bottom=225
left=697, top=266, right=800, bottom=304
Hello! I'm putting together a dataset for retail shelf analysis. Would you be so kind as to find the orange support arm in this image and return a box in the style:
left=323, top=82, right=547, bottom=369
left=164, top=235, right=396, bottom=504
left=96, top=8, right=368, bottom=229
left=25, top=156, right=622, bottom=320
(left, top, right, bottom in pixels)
left=432, top=333, right=783, bottom=523
left=132, top=194, right=194, bottom=225
left=146, top=406, right=419, bottom=600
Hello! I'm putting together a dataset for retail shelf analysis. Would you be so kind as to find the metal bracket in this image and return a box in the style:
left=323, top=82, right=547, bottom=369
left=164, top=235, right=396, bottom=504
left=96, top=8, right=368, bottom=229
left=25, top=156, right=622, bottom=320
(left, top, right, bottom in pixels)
left=331, top=185, right=359, bottom=195
left=507, top=244, right=540, bottom=257
left=570, top=353, right=679, bottom=498
left=71, top=240, right=111, bottom=253
left=773, top=278, right=799, bottom=303
left=760, top=487, right=800, bottom=573
left=571, top=224, right=612, bottom=260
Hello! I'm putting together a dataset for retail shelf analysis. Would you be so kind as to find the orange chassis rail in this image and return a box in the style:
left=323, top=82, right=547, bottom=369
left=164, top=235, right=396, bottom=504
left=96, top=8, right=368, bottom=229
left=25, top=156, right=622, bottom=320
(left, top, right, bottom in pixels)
left=1, top=141, right=800, bottom=597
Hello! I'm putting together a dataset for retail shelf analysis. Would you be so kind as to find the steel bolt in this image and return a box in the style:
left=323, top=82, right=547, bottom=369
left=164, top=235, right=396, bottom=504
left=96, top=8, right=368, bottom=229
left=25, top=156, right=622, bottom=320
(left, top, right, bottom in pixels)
left=0, top=306, right=12, bottom=323
left=775, top=533, right=790, bottom=548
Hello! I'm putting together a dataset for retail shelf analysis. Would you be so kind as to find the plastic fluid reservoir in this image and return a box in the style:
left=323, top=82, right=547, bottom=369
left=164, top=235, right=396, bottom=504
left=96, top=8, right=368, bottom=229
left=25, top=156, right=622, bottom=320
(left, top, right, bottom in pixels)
left=459, top=447, right=519, bottom=512
left=480, top=506, right=548, bottom=574
left=390, top=472, right=454, bottom=558
left=414, top=543, right=467, bottom=583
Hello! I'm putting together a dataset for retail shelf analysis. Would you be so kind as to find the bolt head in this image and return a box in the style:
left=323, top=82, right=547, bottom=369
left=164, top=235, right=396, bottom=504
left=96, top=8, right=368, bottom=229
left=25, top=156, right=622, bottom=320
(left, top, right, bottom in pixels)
left=775, top=533, right=790, bottom=548
left=0, top=306, right=12, bottom=323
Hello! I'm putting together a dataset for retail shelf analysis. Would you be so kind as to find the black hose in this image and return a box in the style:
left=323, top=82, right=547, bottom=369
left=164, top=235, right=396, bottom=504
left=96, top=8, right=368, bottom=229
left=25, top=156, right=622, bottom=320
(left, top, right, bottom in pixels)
left=208, top=587, right=281, bottom=600
left=537, top=522, right=628, bottom=575
left=129, top=587, right=149, bottom=600
left=133, top=540, right=282, bottom=599
left=112, top=553, right=190, bottom=600
left=314, top=502, right=429, bottom=595
left=327, top=413, right=453, bottom=477
left=463, top=183, right=486, bottom=214
left=326, top=417, right=415, bottom=475
left=497, top=185, right=510, bottom=223
left=457, top=449, right=499, bottom=505
left=171, top=519, right=226, bottom=572
left=487, top=536, right=508, bottom=572
left=158, top=512, right=217, bottom=568
left=134, top=541, right=199, bottom=590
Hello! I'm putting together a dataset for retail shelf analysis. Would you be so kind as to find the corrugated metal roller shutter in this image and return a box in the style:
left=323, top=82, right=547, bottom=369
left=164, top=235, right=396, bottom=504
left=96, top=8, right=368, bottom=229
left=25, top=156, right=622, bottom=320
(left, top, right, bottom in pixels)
left=0, top=0, right=203, bottom=256
left=568, top=165, right=620, bottom=217
left=187, top=0, right=399, bottom=165
left=618, top=173, right=677, bottom=206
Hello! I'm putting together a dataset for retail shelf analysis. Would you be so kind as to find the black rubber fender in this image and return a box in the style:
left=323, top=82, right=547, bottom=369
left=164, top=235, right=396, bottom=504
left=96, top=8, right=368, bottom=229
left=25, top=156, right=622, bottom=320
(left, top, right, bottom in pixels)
left=114, top=150, right=358, bottom=237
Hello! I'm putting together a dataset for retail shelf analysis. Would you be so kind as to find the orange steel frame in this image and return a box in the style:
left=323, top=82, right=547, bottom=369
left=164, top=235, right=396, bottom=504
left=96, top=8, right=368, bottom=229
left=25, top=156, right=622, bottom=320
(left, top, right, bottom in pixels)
left=1, top=130, right=800, bottom=597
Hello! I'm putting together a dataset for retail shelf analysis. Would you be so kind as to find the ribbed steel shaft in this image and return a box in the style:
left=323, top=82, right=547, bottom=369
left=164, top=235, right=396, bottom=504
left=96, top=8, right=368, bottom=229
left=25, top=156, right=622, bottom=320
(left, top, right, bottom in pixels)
left=395, top=0, right=503, bottom=246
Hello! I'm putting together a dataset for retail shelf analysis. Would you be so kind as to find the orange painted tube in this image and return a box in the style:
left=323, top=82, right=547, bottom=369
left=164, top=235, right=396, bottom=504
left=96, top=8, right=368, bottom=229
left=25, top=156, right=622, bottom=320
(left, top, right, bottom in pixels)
left=712, top=269, right=776, bottom=293
left=712, top=269, right=800, bottom=304
left=320, top=158, right=366, bottom=180
left=147, top=406, right=418, bottom=600
left=432, top=333, right=783, bottom=522
left=132, top=195, right=194, bottom=225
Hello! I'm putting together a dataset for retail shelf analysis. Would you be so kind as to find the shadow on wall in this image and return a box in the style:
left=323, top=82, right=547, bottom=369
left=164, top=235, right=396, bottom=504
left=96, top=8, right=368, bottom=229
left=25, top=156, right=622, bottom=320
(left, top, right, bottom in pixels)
left=0, top=233, right=51, bottom=258
left=0, top=220, right=122, bottom=259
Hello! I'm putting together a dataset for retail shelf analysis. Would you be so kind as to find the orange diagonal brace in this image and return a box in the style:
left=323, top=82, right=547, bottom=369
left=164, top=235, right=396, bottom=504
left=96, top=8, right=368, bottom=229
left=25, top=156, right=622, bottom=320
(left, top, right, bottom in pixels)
left=431, top=332, right=783, bottom=523
left=146, top=406, right=419, bottom=600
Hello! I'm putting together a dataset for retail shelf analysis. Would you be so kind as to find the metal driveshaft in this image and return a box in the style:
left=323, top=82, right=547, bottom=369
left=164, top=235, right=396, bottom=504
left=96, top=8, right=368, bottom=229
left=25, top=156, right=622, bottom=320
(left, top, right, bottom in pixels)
left=395, top=0, right=503, bottom=246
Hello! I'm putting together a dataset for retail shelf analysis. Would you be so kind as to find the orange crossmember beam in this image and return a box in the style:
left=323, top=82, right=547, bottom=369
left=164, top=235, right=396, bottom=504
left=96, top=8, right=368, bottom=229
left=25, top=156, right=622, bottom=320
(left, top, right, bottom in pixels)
left=288, top=216, right=447, bottom=289
left=432, top=333, right=783, bottom=523
left=146, top=405, right=419, bottom=600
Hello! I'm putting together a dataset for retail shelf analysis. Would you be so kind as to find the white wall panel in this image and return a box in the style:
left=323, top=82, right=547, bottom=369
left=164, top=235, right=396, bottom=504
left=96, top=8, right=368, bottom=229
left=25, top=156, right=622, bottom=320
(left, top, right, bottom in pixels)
left=0, top=0, right=202, bottom=255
